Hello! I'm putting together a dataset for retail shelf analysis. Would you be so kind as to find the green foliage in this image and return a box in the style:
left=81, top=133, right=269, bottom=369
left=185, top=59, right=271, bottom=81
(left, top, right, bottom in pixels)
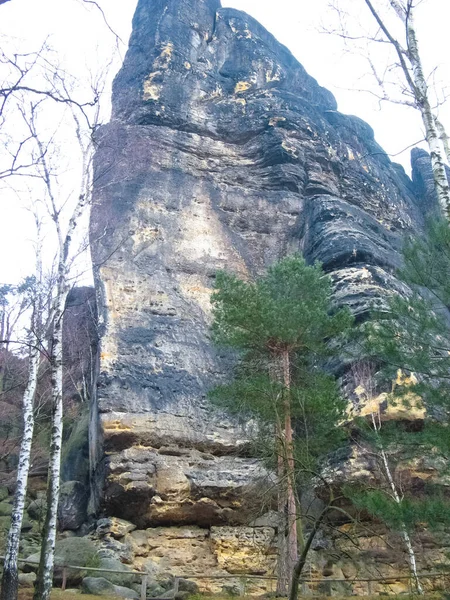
left=212, top=254, right=352, bottom=354
left=352, top=219, right=450, bottom=532
left=210, top=254, right=352, bottom=481
left=363, top=218, right=450, bottom=409
left=348, top=487, right=450, bottom=532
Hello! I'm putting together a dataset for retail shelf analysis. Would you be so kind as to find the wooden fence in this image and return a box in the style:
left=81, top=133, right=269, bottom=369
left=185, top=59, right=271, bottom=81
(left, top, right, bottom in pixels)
left=3, top=555, right=450, bottom=597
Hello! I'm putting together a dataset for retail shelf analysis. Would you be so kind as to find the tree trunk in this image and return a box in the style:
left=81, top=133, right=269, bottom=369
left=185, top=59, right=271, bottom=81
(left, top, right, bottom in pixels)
left=0, top=324, right=40, bottom=600
left=276, top=450, right=288, bottom=596
left=0, top=304, right=5, bottom=394
left=404, top=8, right=450, bottom=219
left=33, top=293, right=66, bottom=600
left=435, top=117, right=450, bottom=166
left=379, top=445, right=423, bottom=595
left=364, top=0, right=450, bottom=218
left=288, top=505, right=330, bottom=600
left=282, top=350, right=298, bottom=593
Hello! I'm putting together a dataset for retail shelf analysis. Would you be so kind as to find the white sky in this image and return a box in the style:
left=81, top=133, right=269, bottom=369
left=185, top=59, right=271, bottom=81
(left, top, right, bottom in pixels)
left=0, top=0, right=449, bottom=285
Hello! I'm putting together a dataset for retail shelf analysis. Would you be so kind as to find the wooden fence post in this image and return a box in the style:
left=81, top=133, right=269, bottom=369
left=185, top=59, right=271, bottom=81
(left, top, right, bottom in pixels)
left=173, top=577, right=179, bottom=598
left=141, top=573, right=148, bottom=600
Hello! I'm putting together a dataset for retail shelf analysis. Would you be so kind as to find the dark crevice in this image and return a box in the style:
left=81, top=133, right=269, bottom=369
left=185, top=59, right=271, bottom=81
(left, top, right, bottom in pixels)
left=206, top=10, right=218, bottom=44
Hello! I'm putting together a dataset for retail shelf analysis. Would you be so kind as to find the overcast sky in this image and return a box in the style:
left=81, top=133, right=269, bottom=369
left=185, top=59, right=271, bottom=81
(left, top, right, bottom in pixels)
left=1, top=0, right=449, bottom=285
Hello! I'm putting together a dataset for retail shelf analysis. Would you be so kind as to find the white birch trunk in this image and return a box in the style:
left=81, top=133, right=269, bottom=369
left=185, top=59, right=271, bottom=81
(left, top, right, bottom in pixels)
left=30, top=90, right=96, bottom=600
left=371, top=411, right=423, bottom=595
left=33, top=290, right=66, bottom=600
left=402, top=6, right=450, bottom=218
left=0, top=327, right=39, bottom=600
left=365, top=0, right=450, bottom=217
left=435, top=118, right=450, bottom=166
left=1, top=233, right=43, bottom=600
left=33, top=181, right=89, bottom=600
left=379, top=447, right=423, bottom=594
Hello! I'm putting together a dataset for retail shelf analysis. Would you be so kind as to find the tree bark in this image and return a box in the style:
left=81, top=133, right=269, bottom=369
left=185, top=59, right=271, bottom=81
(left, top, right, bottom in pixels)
left=276, top=449, right=288, bottom=596
left=0, top=325, right=39, bottom=600
left=1, top=243, right=43, bottom=600
left=364, top=0, right=450, bottom=219
left=435, top=118, right=450, bottom=166
left=379, top=444, right=423, bottom=595
left=282, top=350, right=298, bottom=593
left=288, top=505, right=330, bottom=600
left=33, top=292, right=66, bottom=600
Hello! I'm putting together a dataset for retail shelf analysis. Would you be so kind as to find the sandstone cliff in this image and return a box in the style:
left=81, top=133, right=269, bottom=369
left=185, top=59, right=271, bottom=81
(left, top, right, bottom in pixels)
left=89, top=0, right=433, bottom=591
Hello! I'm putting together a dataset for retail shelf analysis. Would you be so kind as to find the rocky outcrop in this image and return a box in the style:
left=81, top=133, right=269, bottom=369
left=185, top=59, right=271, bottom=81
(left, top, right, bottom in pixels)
left=89, top=0, right=434, bottom=586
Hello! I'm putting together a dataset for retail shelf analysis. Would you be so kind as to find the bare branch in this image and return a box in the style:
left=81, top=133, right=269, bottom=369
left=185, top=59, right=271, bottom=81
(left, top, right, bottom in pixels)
left=76, top=0, right=123, bottom=47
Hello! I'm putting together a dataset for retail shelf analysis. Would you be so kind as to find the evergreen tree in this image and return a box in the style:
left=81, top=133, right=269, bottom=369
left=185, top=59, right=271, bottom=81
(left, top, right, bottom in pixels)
left=364, top=218, right=450, bottom=410
left=353, top=220, right=450, bottom=593
left=210, top=255, right=352, bottom=595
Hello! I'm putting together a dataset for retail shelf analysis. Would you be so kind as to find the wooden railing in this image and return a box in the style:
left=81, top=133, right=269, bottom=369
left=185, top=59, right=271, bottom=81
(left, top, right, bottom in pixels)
left=2, top=555, right=450, bottom=597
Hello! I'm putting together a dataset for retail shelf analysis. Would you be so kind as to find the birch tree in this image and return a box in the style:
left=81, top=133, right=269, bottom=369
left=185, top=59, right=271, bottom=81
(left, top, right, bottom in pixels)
left=27, top=98, right=99, bottom=600
left=0, top=224, right=44, bottom=600
left=350, top=362, right=424, bottom=594
left=0, top=283, right=31, bottom=394
left=328, top=0, right=450, bottom=217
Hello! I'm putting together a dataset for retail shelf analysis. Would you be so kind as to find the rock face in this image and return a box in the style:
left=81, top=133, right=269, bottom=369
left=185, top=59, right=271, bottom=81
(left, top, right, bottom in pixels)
left=89, top=0, right=432, bottom=587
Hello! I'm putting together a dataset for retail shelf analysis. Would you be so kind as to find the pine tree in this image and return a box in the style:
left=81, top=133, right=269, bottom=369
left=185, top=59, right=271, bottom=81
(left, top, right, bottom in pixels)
left=210, top=255, right=352, bottom=595
left=364, top=218, right=450, bottom=408
left=354, top=220, right=450, bottom=592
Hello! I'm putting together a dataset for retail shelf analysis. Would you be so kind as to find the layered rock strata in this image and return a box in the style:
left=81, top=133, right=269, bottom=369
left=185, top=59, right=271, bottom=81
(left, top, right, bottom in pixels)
left=89, top=0, right=432, bottom=588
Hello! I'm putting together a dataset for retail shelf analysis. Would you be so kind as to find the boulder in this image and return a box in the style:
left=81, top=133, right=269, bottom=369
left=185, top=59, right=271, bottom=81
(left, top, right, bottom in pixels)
left=25, top=536, right=98, bottom=585
left=96, top=517, right=136, bottom=539
left=58, top=480, right=88, bottom=531
left=0, top=502, right=12, bottom=517
left=81, top=577, right=138, bottom=598
left=81, top=577, right=117, bottom=596
left=55, top=536, right=98, bottom=568
left=27, top=497, right=47, bottom=521
left=146, top=582, right=166, bottom=598
left=113, top=584, right=140, bottom=599
left=18, top=572, right=36, bottom=587
left=20, top=517, right=33, bottom=532
left=178, top=579, right=199, bottom=594
left=0, top=516, right=11, bottom=531
left=96, top=556, right=139, bottom=587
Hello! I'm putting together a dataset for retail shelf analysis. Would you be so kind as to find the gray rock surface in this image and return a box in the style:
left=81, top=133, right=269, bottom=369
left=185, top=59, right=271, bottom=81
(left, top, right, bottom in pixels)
left=0, top=502, right=12, bottom=517
left=58, top=480, right=89, bottom=531
left=81, top=577, right=139, bottom=598
left=89, top=0, right=432, bottom=540
left=18, top=572, right=36, bottom=587
left=27, top=497, right=46, bottom=521
left=95, top=557, right=140, bottom=587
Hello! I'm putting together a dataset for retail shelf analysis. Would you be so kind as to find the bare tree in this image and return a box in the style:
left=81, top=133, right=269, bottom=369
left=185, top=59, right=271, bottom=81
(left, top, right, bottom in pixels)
left=0, top=221, right=44, bottom=600
left=0, top=283, right=31, bottom=393
left=0, top=35, right=103, bottom=189
left=327, top=0, right=450, bottom=217
left=27, top=93, right=100, bottom=600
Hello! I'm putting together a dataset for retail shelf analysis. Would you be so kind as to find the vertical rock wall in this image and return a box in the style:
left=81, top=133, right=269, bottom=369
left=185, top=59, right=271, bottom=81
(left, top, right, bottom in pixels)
left=89, top=0, right=429, bottom=586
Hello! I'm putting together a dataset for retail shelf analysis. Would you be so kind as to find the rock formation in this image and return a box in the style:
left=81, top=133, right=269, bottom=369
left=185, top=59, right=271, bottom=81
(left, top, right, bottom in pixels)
left=89, top=0, right=435, bottom=591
